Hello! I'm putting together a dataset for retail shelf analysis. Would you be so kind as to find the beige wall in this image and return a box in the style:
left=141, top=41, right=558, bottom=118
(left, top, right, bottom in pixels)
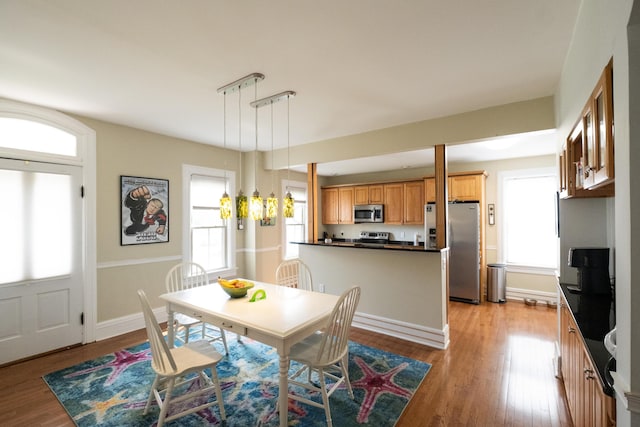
left=76, top=116, right=242, bottom=320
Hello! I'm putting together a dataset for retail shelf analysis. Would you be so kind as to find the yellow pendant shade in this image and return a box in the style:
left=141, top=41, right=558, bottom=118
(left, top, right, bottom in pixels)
left=283, top=191, right=294, bottom=218
left=220, top=192, right=232, bottom=220
left=236, top=191, right=248, bottom=219
left=250, top=190, right=263, bottom=221
left=266, top=193, right=278, bottom=218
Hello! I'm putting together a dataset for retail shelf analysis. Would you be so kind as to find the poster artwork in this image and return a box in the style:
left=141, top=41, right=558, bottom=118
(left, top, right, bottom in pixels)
left=120, top=176, right=169, bottom=245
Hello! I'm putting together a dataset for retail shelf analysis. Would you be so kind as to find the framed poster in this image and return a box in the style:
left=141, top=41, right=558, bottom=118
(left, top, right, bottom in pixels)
left=120, top=175, right=169, bottom=245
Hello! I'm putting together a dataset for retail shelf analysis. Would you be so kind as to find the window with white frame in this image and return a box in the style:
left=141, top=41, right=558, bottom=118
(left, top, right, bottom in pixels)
left=184, top=166, right=235, bottom=276
left=283, top=181, right=307, bottom=259
left=499, top=168, right=558, bottom=271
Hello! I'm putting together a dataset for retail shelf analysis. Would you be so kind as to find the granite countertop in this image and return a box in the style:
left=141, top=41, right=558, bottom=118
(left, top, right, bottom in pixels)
left=293, top=239, right=441, bottom=252
left=559, top=283, right=615, bottom=396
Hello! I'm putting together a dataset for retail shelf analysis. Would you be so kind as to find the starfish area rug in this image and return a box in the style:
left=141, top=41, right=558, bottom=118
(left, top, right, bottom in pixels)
left=43, top=336, right=431, bottom=426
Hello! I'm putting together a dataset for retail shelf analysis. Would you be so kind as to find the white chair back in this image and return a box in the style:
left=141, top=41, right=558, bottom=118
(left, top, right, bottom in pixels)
left=138, top=290, right=176, bottom=375
left=276, top=259, right=313, bottom=291
left=166, top=262, right=208, bottom=293
left=315, top=286, right=360, bottom=365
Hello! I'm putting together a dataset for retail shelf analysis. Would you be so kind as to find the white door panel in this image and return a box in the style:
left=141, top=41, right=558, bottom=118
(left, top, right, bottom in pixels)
left=0, top=159, right=83, bottom=364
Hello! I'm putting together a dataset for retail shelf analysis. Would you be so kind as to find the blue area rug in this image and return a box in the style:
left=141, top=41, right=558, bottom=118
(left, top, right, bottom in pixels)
left=43, top=335, right=430, bottom=426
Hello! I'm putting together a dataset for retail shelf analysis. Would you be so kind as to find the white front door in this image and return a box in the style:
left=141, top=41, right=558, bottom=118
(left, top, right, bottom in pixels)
left=0, top=158, right=83, bottom=364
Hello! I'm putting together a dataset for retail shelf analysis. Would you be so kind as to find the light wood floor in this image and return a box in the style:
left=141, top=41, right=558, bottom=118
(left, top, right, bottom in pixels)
left=0, top=300, right=572, bottom=427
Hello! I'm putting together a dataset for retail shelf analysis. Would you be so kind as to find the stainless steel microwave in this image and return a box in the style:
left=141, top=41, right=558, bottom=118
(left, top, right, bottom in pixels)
left=353, top=204, right=384, bottom=223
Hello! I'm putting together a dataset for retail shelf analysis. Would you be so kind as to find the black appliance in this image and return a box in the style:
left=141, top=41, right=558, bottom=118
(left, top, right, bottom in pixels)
left=568, top=247, right=611, bottom=294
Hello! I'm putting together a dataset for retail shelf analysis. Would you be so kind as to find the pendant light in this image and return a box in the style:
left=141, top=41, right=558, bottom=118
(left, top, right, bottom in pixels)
left=249, top=77, right=263, bottom=221
left=265, top=102, right=278, bottom=218
left=219, top=89, right=232, bottom=220
left=283, top=94, right=295, bottom=218
left=250, top=90, right=296, bottom=218
left=217, top=73, right=264, bottom=227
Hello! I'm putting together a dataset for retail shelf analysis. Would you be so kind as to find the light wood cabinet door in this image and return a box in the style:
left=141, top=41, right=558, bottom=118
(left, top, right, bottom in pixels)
left=338, top=187, right=354, bottom=224
left=589, top=60, right=614, bottom=189
left=404, top=181, right=424, bottom=224
left=368, top=184, right=384, bottom=204
left=449, top=175, right=481, bottom=201
left=354, top=185, right=384, bottom=205
left=322, top=188, right=339, bottom=224
left=354, top=186, right=369, bottom=205
left=425, top=178, right=435, bottom=203
left=383, top=183, right=404, bottom=224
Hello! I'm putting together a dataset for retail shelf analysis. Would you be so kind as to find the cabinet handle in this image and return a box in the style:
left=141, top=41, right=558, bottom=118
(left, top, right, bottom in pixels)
left=584, top=368, right=595, bottom=380
left=568, top=326, right=576, bottom=334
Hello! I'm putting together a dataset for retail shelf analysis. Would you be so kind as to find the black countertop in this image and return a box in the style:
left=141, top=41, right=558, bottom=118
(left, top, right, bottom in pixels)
left=559, top=283, right=615, bottom=396
left=294, top=239, right=442, bottom=252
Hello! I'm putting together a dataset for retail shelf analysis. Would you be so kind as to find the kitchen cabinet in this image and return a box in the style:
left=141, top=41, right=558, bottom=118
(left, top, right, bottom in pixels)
left=584, top=59, right=614, bottom=189
left=354, top=184, right=384, bottom=205
left=425, top=171, right=486, bottom=203
left=449, top=173, right=483, bottom=202
left=559, top=59, right=614, bottom=199
left=425, top=177, right=436, bottom=203
left=559, top=291, right=616, bottom=427
left=383, top=183, right=404, bottom=224
left=322, top=187, right=354, bottom=224
left=404, top=181, right=424, bottom=224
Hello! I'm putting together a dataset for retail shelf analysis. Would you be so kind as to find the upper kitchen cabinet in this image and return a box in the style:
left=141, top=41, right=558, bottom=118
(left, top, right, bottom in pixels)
left=585, top=59, right=614, bottom=189
left=354, top=184, right=384, bottom=205
left=425, top=171, right=487, bottom=203
left=322, top=186, right=354, bottom=224
left=404, top=181, right=425, bottom=224
left=383, top=183, right=404, bottom=224
left=559, top=59, right=614, bottom=199
left=449, top=172, right=486, bottom=202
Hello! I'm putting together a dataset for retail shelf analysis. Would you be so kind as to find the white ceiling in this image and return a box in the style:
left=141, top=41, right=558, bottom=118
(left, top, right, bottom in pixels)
left=0, top=1, right=578, bottom=175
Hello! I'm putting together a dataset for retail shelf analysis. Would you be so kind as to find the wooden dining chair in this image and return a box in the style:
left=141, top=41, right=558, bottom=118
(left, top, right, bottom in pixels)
left=286, top=286, right=361, bottom=427
left=137, top=290, right=226, bottom=427
left=275, top=258, right=313, bottom=291
left=165, top=262, right=228, bottom=354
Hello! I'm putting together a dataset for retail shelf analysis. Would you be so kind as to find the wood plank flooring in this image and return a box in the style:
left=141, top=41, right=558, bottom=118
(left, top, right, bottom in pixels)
left=0, top=300, right=572, bottom=426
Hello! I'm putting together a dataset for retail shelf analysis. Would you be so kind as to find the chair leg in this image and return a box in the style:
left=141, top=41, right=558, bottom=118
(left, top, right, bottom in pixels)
left=144, top=375, right=160, bottom=414
left=157, top=377, right=176, bottom=427
left=318, top=368, right=333, bottom=427
left=211, top=368, right=227, bottom=420
left=341, top=353, right=354, bottom=399
left=183, top=325, right=190, bottom=344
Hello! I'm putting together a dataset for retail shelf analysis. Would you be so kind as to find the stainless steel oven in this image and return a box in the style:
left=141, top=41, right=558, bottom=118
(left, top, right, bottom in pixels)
left=353, top=204, right=384, bottom=223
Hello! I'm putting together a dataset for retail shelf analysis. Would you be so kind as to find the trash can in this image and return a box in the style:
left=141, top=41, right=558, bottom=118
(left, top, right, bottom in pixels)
left=487, top=263, right=507, bottom=303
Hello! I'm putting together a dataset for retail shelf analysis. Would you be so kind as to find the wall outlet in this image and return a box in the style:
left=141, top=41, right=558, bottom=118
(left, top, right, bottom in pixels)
left=400, top=231, right=405, bottom=239
left=319, top=283, right=326, bottom=293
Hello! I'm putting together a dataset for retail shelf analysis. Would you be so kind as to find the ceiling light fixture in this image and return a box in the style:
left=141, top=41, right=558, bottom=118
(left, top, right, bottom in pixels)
left=250, top=90, right=296, bottom=218
left=219, top=89, right=232, bottom=220
left=217, top=73, right=264, bottom=228
left=265, top=102, right=278, bottom=218
left=249, top=77, right=263, bottom=221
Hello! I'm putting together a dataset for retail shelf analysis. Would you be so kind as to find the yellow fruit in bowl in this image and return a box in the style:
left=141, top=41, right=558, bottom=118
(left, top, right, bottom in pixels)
left=217, top=277, right=254, bottom=298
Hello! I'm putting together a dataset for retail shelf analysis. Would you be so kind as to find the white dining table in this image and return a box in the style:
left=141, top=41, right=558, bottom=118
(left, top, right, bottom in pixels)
left=159, top=280, right=339, bottom=427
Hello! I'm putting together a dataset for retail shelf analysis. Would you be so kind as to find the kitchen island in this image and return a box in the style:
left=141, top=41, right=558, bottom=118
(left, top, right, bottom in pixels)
left=296, top=241, right=449, bottom=349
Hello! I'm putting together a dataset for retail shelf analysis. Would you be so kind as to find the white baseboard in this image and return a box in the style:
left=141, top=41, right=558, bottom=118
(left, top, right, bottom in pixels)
left=352, top=312, right=449, bottom=350
left=95, top=307, right=167, bottom=341
left=95, top=308, right=449, bottom=351
left=506, top=287, right=558, bottom=304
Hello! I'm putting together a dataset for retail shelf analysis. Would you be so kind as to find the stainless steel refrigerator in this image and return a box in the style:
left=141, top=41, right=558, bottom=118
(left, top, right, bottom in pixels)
left=425, top=202, right=481, bottom=304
